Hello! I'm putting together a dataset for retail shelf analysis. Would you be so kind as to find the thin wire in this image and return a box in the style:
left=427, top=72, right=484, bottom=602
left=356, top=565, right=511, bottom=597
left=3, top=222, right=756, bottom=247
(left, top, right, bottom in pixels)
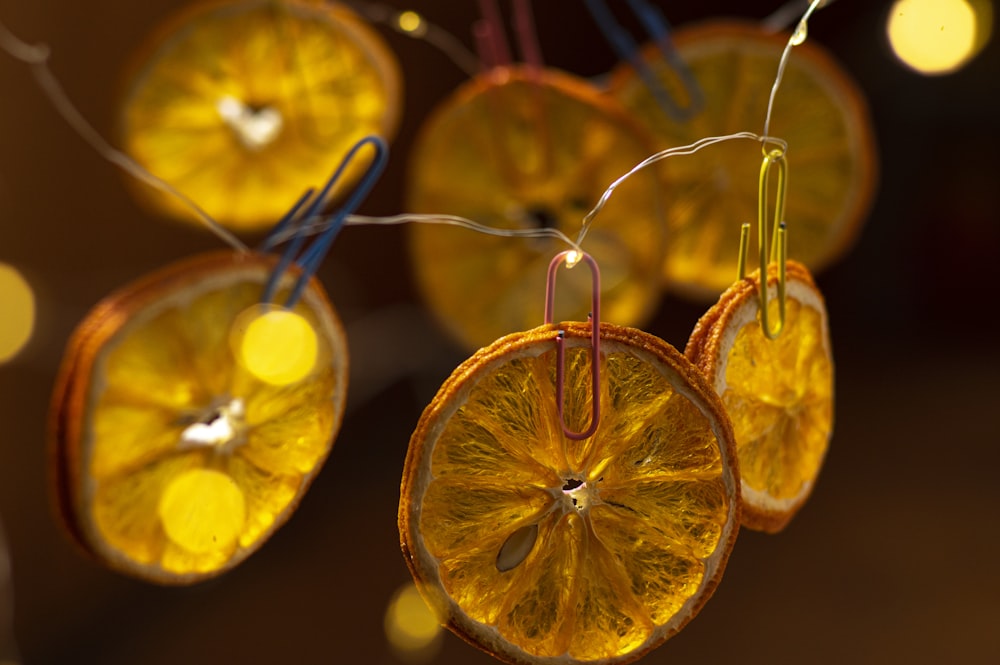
left=762, top=0, right=837, bottom=34
left=0, top=20, right=249, bottom=253
left=272, top=212, right=583, bottom=255
left=576, top=131, right=787, bottom=247
left=762, top=0, right=827, bottom=140
left=344, top=1, right=479, bottom=76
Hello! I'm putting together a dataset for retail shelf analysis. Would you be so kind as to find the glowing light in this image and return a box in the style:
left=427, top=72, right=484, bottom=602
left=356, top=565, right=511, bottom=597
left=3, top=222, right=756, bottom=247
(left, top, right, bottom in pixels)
left=385, top=583, right=442, bottom=662
left=158, top=469, right=246, bottom=553
left=397, top=11, right=427, bottom=36
left=216, top=95, right=284, bottom=150
left=564, top=250, right=582, bottom=268
left=235, top=307, right=318, bottom=386
left=887, top=0, right=979, bottom=74
left=180, top=399, right=245, bottom=448
left=0, top=263, right=35, bottom=364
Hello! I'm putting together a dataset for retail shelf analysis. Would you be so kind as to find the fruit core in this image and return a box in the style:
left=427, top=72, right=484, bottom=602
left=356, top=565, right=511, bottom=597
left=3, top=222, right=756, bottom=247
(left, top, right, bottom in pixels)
left=216, top=95, right=284, bottom=150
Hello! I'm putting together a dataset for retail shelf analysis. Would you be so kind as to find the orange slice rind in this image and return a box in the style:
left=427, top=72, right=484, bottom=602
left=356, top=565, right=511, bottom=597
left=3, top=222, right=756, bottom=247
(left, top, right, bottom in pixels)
left=685, top=261, right=833, bottom=532
left=119, top=0, right=402, bottom=232
left=610, top=20, right=878, bottom=298
left=400, top=321, right=740, bottom=664
left=50, top=251, right=348, bottom=583
left=407, top=66, right=666, bottom=351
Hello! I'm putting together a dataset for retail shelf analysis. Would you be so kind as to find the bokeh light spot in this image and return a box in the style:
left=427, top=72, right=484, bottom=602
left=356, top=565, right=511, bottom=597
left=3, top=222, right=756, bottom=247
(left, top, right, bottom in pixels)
left=887, top=0, right=979, bottom=74
left=397, top=11, right=427, bottom=36
left=385, top=583, right=442, bottom=663
left=235, top=307, right=318, bottom=386
left=0, top=263, right=35, bottom=364
left=158, top=469, right=246, bottom=553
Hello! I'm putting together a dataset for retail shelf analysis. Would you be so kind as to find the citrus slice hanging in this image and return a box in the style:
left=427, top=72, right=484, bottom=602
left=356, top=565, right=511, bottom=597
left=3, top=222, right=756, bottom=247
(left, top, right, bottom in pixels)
left=399, top=321, right=740, bottom=664
left=119, top=0, right=401, bottom=232
left=685, top=261, right=833, bottom=532
left=50, top=250, right=348, bottom=583
left=609, top=20, right=878, bottom=298
left=406, top=66, right=666, bottom=351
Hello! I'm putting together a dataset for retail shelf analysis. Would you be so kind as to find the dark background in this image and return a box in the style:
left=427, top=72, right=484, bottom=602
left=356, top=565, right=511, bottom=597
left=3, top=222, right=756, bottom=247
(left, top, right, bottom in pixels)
left=1, top=1, right=999, bottom=663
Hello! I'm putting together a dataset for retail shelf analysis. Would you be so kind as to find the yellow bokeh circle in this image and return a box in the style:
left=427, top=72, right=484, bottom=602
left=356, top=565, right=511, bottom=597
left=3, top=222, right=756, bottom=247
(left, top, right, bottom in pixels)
left=887, top=0, right=984, bottom=74
left=384, top=583, right=443, bottom=662
left=0, top=263, right=35, bottom=363
left=233, top=306, right=319, bottom=386
left=157, top=469, right=246, bottom=553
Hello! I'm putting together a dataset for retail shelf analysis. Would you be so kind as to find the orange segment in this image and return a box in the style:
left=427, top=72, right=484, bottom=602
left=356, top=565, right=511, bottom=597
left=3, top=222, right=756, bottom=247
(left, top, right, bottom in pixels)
left=49, top=251, right=348, bottom=583
left=119, top=0, right=401, bottom=231
left=685, top=261, right=833, bottom=532
left=610, top=20, right=877, bottom=298
left=400, top=322, right=739, bottom=664
left=407, top=66, right=666, bottom=350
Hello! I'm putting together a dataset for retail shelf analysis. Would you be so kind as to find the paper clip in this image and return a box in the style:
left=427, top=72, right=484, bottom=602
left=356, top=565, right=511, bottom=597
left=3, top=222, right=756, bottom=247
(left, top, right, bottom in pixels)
left=260, top=135, right=388, bottom=307
left=474, top=0, right=553, bottom=183
left=544, top=250, right=601, bottom=440
left=584, top=0, right=702, bottom=122
left=738, top=147, right=788, bottom=340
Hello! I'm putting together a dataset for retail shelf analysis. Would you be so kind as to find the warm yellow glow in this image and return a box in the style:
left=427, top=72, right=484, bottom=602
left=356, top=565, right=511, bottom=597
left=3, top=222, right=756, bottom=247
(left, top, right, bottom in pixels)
left=0, top=263, right=35, bottom=363
left=397, top=11, right=427, bottom=36
left=385, top=583, right=442, bottom=661
left=887, top=0, right=978, bottom=74
left=157, top=469, right=246, bottom=553
left=236, top=307, right=318, bottom=386
left=215, top=95, right=284, bottom=151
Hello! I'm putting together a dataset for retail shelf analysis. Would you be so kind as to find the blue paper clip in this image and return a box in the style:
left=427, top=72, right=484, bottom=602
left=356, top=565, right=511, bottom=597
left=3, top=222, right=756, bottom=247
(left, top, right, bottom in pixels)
left=260, top=135, right=388, bottom=307
left=584, top=0, right=702, bottom=122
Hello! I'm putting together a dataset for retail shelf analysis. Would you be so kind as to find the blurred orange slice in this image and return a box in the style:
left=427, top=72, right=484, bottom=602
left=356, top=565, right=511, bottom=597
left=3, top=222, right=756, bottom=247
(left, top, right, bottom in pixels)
left=610, top=20, right=877, bottom=298
left=685, top=261, right=833, bottom=532
left=119, top=0, right=401, bottom=232
left=407, top=66, right=666, bottom=351
left=400, top=321, right=739, bottom=663
left=50, top=251, right=348, bottom=583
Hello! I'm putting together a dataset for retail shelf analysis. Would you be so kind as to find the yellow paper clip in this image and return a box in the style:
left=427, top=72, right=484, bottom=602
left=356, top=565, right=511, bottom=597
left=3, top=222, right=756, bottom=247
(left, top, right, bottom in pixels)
left=738, top=147, right=788, bottom=340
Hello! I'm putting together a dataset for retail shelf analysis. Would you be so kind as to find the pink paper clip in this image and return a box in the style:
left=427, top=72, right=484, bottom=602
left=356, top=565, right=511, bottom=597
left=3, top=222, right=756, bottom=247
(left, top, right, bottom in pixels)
left=544, top=250, right=601, bottom=440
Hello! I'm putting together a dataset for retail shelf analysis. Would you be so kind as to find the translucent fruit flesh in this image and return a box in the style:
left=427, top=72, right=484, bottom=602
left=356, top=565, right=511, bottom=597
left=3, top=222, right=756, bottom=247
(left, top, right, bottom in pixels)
left=51, top=252, right=347, bottom=583
left=686, top=261, right=833, bottom=532
left=610, top=21, right=877, bottom=298
left=120, top=0, right=401, bottom=231
left=400, top=323, right=739, bottom=664
left=407, top=67, right=665, bottom=351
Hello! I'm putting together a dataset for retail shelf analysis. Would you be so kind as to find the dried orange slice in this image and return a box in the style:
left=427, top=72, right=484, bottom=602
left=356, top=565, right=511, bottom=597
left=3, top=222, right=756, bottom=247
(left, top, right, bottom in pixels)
left=119, top=0, right=401, bottom=232
left=685, top=261, right=833, bottom=532
left=50, top=251, right=348, bottom=583
left=609, top=20, right=878, bottom=298
left=407, top=66, right=665, bottom=351
left=399, top=321, right=740, bottom=664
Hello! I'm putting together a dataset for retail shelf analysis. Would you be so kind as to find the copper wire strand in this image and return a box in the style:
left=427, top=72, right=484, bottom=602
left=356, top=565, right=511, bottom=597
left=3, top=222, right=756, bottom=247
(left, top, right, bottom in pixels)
left=575, top=131, right=787, bottom=247
left=762, top=0, right=828, bottom=139
left=0, top=19, right=249, bottom=253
